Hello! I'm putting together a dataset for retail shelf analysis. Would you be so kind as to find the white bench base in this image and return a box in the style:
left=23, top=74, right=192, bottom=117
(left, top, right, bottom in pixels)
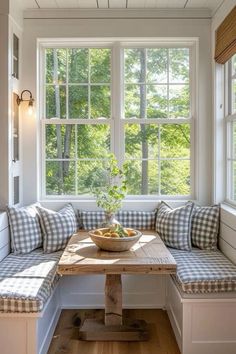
left=1, top=276, right=236, bottom=354
left=0, top=285, right=61, bottom=354
left=166, top=275, right=236, bottom=354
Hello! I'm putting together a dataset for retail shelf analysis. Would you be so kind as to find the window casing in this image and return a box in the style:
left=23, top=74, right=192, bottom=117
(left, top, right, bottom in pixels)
left=225, top=55, right=236, bottom=203
left=39, top=40, right=196, bottom=200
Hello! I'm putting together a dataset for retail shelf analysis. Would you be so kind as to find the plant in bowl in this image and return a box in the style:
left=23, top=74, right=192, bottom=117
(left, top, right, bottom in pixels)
left=92, top=154, right=127, bottom=228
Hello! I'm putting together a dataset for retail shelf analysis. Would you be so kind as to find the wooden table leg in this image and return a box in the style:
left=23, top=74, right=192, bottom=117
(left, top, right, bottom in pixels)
left=79, top=274, right=149, bottom=341
left=105, top=274, right=122, bottom=326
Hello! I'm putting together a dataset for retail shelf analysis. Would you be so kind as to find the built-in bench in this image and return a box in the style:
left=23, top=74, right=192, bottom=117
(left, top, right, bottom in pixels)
left=166, top=246, right=236, bottom=354
left=0, top=206, right=236, bottom=354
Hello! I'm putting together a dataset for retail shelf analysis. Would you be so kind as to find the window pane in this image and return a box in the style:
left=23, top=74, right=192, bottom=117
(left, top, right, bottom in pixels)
left=77, top=125, right=110, bottom=158
left=90, top=85, right=110, bottom=118
left=169, top=48, right=189, bottom=83
left=125, top=160, right=159, bottom=195
left=231, top=122, right=236, bottom=160
left=169, top=85, right=190, bottom=118
left=147, top=48, right=168, bottom=83
left=68, top=48, right=88, bottom=83
left=232, top=79, right=236, bottom=114
left=232, top=161, right=236, bottom=201
left=160, top=124, right=190, bottom=158
left=160, top=160, right=190, bottom=195
left=77, top=160, right=109, bottom=194
left=232, top=55, right=236, bottom=76
left=46, top=85, right=66, bottom=118
left=125, top=124, right=159, bottom=159
left=69, top=86, right=88, bottom=118
left=46, top=49, right=66, bottom=84
left=125, top=84, right=141, bottom=118
left=90, top=49, right=111, bottom=83
left=125, top=49, right=142, bottom=83
left=147, top=85, right=168, bottom=118
left=46, top=161, right=75, bottom=195
left=46, top=125, right=75, bottom=159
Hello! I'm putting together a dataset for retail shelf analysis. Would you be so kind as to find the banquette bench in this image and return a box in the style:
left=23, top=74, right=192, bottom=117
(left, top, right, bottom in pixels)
left=0, top=205, right=236, bottom=354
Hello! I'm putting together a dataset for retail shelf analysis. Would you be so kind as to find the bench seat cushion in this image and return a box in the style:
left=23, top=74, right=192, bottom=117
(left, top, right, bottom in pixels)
left=0, top=249, right=62, bottom=313
left=169, top=248, right=236, bottom=294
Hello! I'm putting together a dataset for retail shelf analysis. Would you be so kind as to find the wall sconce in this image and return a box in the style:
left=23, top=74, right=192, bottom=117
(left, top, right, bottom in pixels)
left=16, top=90, right=34, bottom=115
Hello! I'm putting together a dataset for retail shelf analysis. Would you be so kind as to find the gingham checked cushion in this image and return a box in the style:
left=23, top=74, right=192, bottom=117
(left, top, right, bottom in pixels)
left=7, top=204, right=42, bottom=254
left=155, top=201, right=194, bottom=251
left=0, top=249, right=62, bottom=312
left=80, top=210, right=156, bottom=230
left=169, top=247, right=236, bottom=294
left=117, top=210, right=156, bottom=230
left=191, top=205, right=220, bottom=250
left=37, top=204, right=77, bottom=253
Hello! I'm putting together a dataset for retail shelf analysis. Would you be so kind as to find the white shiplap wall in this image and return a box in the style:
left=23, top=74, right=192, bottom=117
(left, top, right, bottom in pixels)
left=219, top=205, right=236, bottom=264
left=0, top=212, right=10, bottom=262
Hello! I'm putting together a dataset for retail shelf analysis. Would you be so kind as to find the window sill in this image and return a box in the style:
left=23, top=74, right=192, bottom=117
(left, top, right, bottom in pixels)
left=38, top=198, right=195, bottom=211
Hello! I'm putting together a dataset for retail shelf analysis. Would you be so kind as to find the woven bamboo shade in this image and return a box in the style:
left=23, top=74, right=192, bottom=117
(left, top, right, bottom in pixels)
left=215, top=6, right=236, bottom=64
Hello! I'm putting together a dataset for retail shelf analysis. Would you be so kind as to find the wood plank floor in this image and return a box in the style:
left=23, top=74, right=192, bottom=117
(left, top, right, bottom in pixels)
left=47, top=309, right=180, bottom=354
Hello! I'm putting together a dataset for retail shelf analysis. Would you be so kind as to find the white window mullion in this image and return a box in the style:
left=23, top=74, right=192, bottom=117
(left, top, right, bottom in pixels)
left=112, top=42, right=123, bottom=166
left=88, top=49, right=91, bottom=119
left=158, top=125, right=161, bottom=195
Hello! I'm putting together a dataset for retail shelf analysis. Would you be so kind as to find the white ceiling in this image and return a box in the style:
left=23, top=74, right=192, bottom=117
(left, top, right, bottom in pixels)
left=20, top=0, right=225, bottom=13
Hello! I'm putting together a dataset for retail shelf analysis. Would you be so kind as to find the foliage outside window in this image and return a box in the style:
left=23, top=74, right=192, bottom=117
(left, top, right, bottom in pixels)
left=42, top=42, right=193, bottom=198
left=226, top=55, right=236, bottom=202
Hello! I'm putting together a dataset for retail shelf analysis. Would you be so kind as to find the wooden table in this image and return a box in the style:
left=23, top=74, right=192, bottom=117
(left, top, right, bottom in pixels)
left=57, top=230, right=176, bottom=341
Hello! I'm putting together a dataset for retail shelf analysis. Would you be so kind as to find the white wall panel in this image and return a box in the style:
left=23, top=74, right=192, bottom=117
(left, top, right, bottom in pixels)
left=60, top=274, right=166, bottom=308
left=128, top=0, right=186, bottom=8
left=56, top=0, right=79, bottom=8
left=0, top=228, right=10, bottom=249
left=98, top=0, right=108, bottom=8
left=186, top=0, right=223, bottom=12
left=37, top=0, right=58, bottom=8
left=109, top=0, right=126, bottom=8
left=0, top=212, right=8, bottom=231
left=78, top=0, right=97, bottom=8
left=20, top=0, right=38, bottom=9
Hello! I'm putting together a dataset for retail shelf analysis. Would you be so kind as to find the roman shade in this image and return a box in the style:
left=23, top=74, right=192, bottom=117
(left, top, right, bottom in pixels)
left=215, top=6, right=236, bottom=64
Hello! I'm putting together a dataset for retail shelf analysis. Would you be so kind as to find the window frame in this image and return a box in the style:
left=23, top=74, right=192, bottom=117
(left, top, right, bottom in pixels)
left=38, top=38, right=197, bottom=201
left=225, top=55, right=236, bottom=204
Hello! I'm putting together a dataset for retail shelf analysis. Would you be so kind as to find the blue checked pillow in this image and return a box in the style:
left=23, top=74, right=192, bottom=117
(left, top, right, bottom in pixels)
left=80, top=211, right=106, bottom=230
left=7, top=203, right=42, bottom=254
left=156, top=201, right=194, bottom=251
left=116, top=210, right=156, bottom=230
left=37, top=204, right=77, bottom=253
left=80, top=210, right=156, bottom=230
left=191, top=205, right=220, bottom=250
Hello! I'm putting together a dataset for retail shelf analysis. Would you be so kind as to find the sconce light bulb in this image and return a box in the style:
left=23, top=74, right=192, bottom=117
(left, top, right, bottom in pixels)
left=28, top=105, right=33, bottom=116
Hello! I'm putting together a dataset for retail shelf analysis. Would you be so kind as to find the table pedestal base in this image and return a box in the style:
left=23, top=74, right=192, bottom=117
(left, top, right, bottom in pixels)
left=79, top=318, right=149, bottom=341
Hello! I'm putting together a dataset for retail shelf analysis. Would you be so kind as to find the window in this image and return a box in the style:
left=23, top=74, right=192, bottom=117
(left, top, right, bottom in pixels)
left=226, top=54, right=236, bottom=202
left=40, top=41, right=195, bottom=199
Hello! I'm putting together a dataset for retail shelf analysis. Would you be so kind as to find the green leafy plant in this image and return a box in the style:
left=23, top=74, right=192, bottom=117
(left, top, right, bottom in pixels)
left=92, top=154, right=127, bottom=214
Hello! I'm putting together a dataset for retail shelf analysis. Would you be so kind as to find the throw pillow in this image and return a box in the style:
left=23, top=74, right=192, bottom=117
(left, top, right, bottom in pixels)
left=7, top=203, right=42, bottom=254
left=116, top=210, right=156, bottom=230
left=37, top=203, right=77, bottom=253
left=155, top=201, right=194, bottom=251
left=191, top=204, right=220, bottom=250
left=80, top=211, right=106, bottom=230
left=80, top=210, right=156, bottom=230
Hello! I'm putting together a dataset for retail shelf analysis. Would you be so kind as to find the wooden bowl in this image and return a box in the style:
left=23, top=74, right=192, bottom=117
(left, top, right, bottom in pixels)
left=89, top=228, right=142, bottom=252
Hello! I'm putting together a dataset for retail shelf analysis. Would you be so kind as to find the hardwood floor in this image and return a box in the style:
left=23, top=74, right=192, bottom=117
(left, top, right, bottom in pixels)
left=47, top=309, right=180, bottom=354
